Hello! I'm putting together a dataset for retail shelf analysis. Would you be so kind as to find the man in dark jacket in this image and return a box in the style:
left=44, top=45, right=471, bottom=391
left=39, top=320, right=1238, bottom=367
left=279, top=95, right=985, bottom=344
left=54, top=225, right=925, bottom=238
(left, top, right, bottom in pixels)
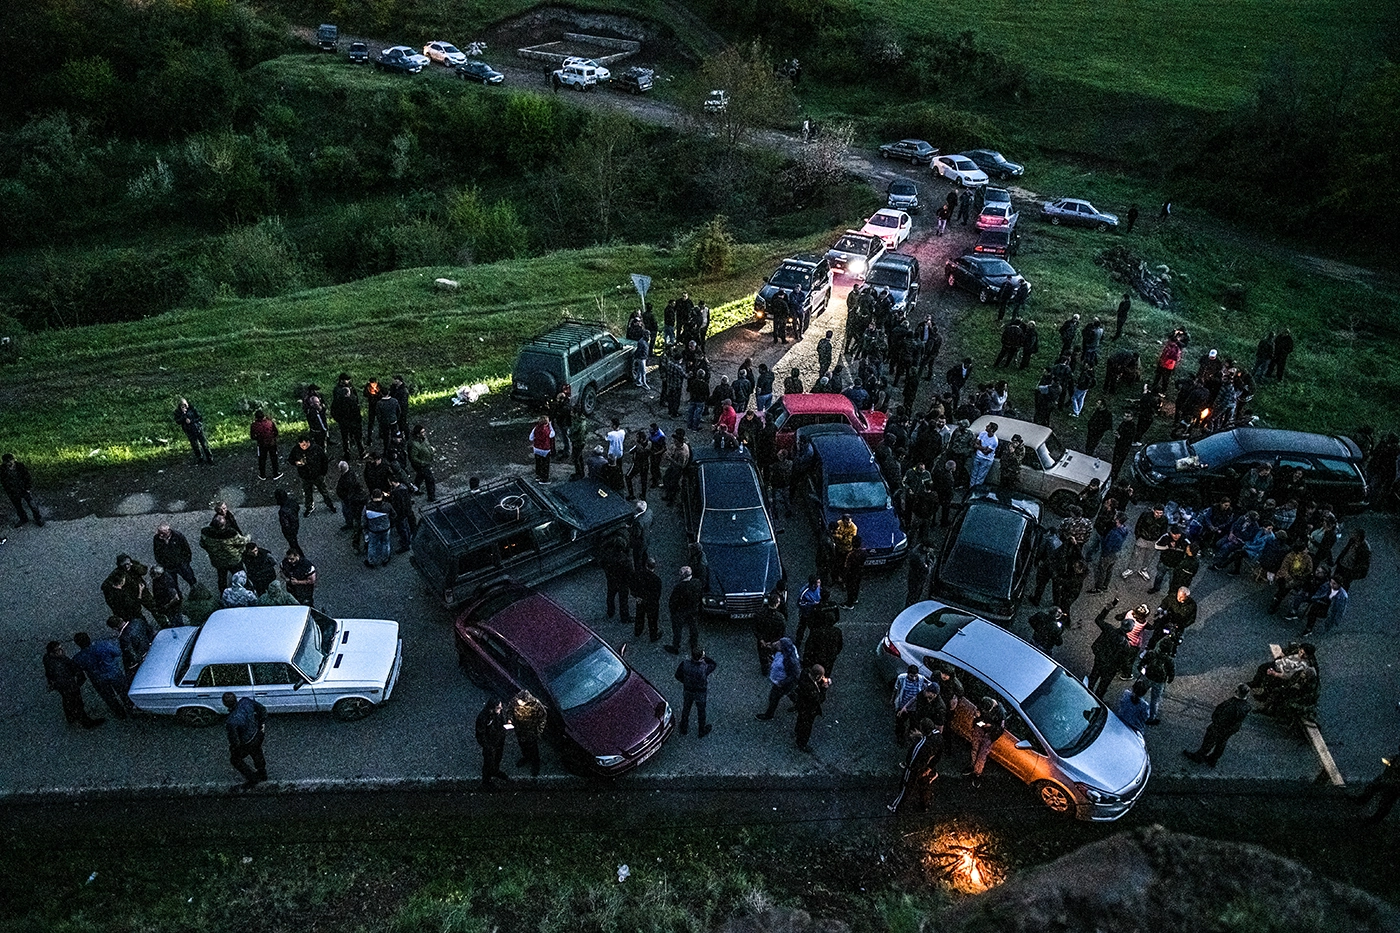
left=331, top=373, right=364, bottom=458
left=1184, top=684, right=1252, bottom=767
left=152, top=523, right=196, bottom=588
left=1113, top=292, right=1131, bottom=340
left=1267, top=328, right=1294, bottom=381
left=1, top=453, right=43, bottom=527
left=43, top=642, right=104, bottom=728
left=793, top=663, right=829, bottom=753
left=889, top=718, right=943, bottom=812
left=249, top=410, right=281, bottom=481
left=475, top=698, right=510, bottom=790
left=335, top=461, right=369, bottom=552
left=173, top=398, right=214, bottom=465
left=665, top=565, right=704, bottom=655
left=675, top=647, right=717, bottom=737
left=1028, top=606, right=1066, bottom=657
left=1087, top=600, right=1132, bottom=697
left=288, top=438, right=337, bottom=517
left=633, top=557, right=664, bottom=641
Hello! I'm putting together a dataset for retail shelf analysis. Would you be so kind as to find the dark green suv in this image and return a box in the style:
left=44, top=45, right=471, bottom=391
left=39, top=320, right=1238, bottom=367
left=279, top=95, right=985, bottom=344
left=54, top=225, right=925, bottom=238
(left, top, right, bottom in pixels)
left=510, top=320, right=635, bottom=415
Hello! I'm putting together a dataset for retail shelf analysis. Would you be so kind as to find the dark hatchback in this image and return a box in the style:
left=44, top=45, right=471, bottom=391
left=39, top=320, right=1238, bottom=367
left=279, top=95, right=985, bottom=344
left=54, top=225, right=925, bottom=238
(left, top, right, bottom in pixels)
left=1131, top=428, right=1368, bottom=510
left=973, top=228, right=1019, bottom=258
left=932, top=491, right=1041, bottom=624
left=944, top=254, right=1020, bottom=303
left=454, top=581, right=674, bottom=776
left=799, top=425, right=907, bottom=567
left=681, top=447, right=785, bottom=619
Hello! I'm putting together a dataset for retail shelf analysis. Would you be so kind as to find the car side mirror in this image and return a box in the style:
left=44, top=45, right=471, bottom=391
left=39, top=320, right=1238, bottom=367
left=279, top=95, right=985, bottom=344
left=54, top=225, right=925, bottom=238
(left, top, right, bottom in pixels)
left=292, top=681, right=304, bottom=691
left=619, top=643, right=628, bottom=659
left=1015, top=739, right=1033, bottom=750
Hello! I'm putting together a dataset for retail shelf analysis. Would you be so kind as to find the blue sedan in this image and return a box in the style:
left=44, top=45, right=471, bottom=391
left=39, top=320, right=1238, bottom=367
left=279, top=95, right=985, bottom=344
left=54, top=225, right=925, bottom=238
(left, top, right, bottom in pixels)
left=796, top=424, right=906, bottom=566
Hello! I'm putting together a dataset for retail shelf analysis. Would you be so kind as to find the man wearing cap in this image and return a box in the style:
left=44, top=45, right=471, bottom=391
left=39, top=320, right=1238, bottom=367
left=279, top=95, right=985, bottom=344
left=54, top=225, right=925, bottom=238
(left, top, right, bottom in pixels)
left=1183, top=684, right=1252, bottom=767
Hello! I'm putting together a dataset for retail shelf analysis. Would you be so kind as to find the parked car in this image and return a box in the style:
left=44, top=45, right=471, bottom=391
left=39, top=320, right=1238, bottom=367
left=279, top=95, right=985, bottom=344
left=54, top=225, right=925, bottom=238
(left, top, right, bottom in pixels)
left=886, top=179, right=921, bottom=214
left=764, top=393, right=887, bottom=455
left=317, top=23, right=339, bottom=52
left=456, top=60, right=504, bottom=84
left=1040, top=198, right=1119, bottom=231
left=563, top=56, right=611, bottom=82
left=753, top=253, right=832, bottom=326
left=932, top=490, right=1041, bottom=624
left=968, top=415, right=1111, bottom=512
left=982, top=186, right=1013, bottom=211
left=554, top=62, right=599, bottom=91
left=704, top=89, right=729, bottom=113
left=976, top=202, right=1020, bottom=231
left=973, top=228, right=1019, bottom=258
left=825, top=230, right=886, bottom=279
left=424, top=41, right=468, bottom=66
left=931, top=154, right=989, bottom=187
left=454, top=581, right=673, bottom=776
left=1131, top=428, right=1369, bottom=510
left=798, top=425, right=907, bottom=567
left=510, top=320, right=633, bottom=415
left=864, top=253, right=920, bottom=314
left=348, top=42, right=370, bottom=64
left=944, top=254, right=1020, bottom=303
left=375, top=46, right=429, bottom=74
left=859, top=209, right=913, bottom=249
left=412, top=476, right=637, bottom=608
left=878, top=139, right=938, bottom=165
left=680, top=447, right=785, bottom=618
left=616, top=66, right=654, bottom=93
left=961, top=149, right=1025, bottom=179
left=129, top=606, right=403, bottom=726
left=874, top=603, right=1151, bottom=820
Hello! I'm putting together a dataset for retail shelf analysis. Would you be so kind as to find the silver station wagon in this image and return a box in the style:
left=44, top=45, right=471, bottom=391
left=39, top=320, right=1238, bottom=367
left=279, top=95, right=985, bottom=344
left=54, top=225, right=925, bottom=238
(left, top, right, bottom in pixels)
left=129, top=606, right=403, bottom=726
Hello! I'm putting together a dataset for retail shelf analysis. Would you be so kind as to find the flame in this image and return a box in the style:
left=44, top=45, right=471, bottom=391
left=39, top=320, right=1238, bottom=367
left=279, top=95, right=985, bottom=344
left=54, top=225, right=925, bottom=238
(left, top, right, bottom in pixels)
left=1198, top=408, right=1211, bottom=421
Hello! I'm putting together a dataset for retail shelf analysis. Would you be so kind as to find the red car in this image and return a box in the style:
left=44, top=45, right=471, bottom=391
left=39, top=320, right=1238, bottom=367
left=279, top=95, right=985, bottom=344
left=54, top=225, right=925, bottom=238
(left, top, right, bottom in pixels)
left=454, top=581, right=674, bottom=776
left=766, top=393, right=887, bottom=454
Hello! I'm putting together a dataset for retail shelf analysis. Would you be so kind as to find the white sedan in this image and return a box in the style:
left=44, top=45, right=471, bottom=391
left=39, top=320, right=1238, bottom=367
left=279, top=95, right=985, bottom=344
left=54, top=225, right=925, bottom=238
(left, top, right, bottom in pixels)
left=859, top=209, right=913, bottom=248
left=932, top=154, right=989, bottom=188
left=424, top=41, right=468, bottom=67
left=129, top=606, right=403, bottom=725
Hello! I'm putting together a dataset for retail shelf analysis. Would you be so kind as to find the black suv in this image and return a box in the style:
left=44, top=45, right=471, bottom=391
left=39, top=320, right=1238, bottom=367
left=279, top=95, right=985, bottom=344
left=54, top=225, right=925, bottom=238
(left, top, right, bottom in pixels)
left=510, top=320, right=634, bottom=415
left=753, top=253, right=832, bottom=327
left=680, top=447, right=785, bottom=618
left=412, top=476, right=638, bottom=607
left=616, top=67, right=655, bottom=93
left=864, top=253, right=920, bottom=314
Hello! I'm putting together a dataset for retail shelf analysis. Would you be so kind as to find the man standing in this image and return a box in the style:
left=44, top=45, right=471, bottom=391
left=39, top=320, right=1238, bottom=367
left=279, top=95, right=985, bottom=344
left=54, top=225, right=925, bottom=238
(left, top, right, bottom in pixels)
left=288, top=437, right=337, bottom=517
left=1183, top=684, right=1252, bottom=768
left=331, top=373, right=364, bottom=459
left=1115, top=680, right=1150, bottom=733
left=675, top=647, right=717, bottom=737
left=474, top=697, right=510, bottom=791
left=1355, top=745, right=1400, bottom=825
left=967, top=422, right=999, bottom=488
left=407, top=425, right=437, bottom=502
left=889, top=719, right=942, bottom=812
left=963, top=696, right=1005, bottom=789
left=1140, top=641, right=1175, bottom=725
left=1268, top=327, right=1294, bottom=381
left=756, top=636, right=801, bottom=720
left=72, top=632, right=129, bottom=719
left=1028, top=606, right=1066, bottom=657
left=632, top=557, right=663, bottom=642
left=43, top=641, right=105, bottom=728
left=793, top=663, right=829, bottom=754
left=843, top=535, right=868, bottom=609
left=1090, top=511, right=1130, bottom=592
left=249, top=409, right=282, bottom=481
left=664, top=566, right=703, bottom=656
left=529, top=416, right=554, bottom=484
left=223, top=692, right=268, bottom=789
left=173, top=398, right=214, bottom=465
left=1113, top=292, right=1132, bottom=340
left=892, top=664, right=931, bottom=745
left=1, top=453, right=44, bottom=527
left=508, top=689, right=548, bottom=777
left=199, top=514, right=249, bottom=593
left=152, top=524, right=197, bottom=589
left=281, top=546, right=317, bottom=607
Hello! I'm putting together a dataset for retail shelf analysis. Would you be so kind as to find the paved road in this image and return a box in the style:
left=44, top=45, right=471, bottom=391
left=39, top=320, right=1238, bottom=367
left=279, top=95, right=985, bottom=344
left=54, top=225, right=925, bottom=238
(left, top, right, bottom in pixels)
left=4, top=219, right=1396, bottom=806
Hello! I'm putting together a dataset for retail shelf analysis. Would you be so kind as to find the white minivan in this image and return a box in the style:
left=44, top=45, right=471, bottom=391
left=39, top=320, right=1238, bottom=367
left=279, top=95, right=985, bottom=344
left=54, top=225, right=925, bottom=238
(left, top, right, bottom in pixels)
left=554, top=62, right=598, bottom=91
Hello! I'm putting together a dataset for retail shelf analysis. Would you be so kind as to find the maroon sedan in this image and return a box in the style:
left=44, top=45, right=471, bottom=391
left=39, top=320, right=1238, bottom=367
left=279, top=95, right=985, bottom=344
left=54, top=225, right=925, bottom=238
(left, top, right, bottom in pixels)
left=454, top=582, right=674, bottom=776
left=765, top=392, right=887, bottom=455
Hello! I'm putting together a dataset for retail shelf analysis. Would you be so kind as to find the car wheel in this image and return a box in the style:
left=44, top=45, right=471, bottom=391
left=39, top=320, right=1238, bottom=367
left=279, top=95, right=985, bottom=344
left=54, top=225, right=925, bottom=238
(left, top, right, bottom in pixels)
left=1095, top=222, right=1109, bottom=233
left=580, top=383, right=599, bottom=416
left=176, top=705, right=219, bottom=727
left=1034, top=780, right=1074, bottom=815
left=947, top=273, right=957, bottom=288
left=1050, top=216, right=1062, bottom=226
left=978, top=286, right=992, bottom=304
left=1047, top=489, right=1079, bottom=516
left=333, top=696, right=376, bottom=722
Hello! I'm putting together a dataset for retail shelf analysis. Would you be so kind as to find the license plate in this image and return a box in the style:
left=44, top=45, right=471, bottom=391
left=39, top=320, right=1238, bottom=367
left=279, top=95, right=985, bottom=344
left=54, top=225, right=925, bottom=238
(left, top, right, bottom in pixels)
left=866, top=557, right=887, bottom=567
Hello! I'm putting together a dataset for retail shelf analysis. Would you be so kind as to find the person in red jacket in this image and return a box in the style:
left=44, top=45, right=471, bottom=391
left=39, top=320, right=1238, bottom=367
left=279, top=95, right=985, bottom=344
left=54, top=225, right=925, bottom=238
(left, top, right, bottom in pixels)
left=529, top=416, right=554, bottom=484
left=249, top=410, right=282, bottom=480
left=1151, top=338, right=1181, bottom=393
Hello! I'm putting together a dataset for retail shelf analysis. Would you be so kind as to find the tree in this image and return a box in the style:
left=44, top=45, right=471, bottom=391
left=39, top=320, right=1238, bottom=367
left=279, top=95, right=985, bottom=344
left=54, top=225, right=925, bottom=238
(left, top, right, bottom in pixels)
left=695, top=42, right=796, bottom=148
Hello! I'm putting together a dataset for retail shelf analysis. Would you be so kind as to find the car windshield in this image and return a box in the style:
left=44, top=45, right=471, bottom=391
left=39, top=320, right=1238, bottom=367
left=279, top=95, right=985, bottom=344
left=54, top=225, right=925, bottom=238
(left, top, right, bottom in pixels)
left=700, top=507, right=773, bottom=545
left=952, top=159, right=977, bottom=171
left=977, top=259, right=1016, bottom=276
left=864, top=267, right=908, bottom=289
left=1021, top=667, right=1107, bottom=756
left=1042, top=432, right=1067, bottom=463
left=441, top=44, right=460, bottom=54
left=828, top=479, right=888, bottom=511
left=889, top=182, right=916, bottom=195
left=292, top=609, right=337, bottom=681
left=833, top=236, right=868, bottom=253
left=768, top=267, right=808, bottom=288
left=546, top=638, right=628, bottom=711
left=1189, top=432, right=1245, bottom=467
left=868, top=214, right=898, bottom=228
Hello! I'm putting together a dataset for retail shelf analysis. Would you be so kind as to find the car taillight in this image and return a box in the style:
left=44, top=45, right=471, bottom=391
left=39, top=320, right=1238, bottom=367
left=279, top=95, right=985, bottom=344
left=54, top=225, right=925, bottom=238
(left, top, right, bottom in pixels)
left=881, top=639, right=902, bottom=658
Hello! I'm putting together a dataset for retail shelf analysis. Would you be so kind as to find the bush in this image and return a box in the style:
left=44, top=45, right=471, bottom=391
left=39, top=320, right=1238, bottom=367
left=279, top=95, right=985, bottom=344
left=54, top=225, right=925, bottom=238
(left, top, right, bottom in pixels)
left=207, top=218, right=306, bottom=298
left=688, top=216, right=737, bottom=276
left=447, top=187, right=529, bottom=263
left=879, top=103, right=1005, bottom=153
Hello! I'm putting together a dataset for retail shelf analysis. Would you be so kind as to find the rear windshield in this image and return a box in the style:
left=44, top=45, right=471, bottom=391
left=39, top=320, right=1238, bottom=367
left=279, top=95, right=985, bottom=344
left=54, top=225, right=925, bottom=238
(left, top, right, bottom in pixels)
left=905, top=609, right=977, bottom=651
left=944, top=540, right=1015, bottom=594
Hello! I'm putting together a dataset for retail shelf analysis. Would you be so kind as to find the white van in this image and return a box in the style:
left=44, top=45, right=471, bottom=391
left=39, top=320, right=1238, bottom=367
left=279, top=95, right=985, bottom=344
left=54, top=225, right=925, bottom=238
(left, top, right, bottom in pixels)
left=562, top=56, right=610, bottom=82
left=553, top=62, right=598, bottom=91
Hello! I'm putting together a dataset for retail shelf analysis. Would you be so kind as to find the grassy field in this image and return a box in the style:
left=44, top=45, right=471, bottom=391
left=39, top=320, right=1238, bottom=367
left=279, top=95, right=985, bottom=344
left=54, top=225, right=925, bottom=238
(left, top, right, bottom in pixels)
left=0, top=239, right=826, bottom=475
left=864, top=0, right=1385, bottom=110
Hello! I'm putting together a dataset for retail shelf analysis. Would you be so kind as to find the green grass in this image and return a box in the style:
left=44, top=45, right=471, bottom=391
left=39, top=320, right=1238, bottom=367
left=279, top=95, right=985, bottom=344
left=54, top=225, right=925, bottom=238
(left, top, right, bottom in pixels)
left=868, top=0, right=1387, bottom=111
left=1, top=238, right=837, bottom=475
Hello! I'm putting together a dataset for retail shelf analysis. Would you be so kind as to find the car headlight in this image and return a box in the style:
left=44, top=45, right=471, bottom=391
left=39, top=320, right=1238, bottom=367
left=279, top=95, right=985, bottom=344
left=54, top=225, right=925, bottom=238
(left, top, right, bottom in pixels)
left=702, top=595, right=723, bottom=608
left=595, top=754, right=626, bottom=768
left=849, top=259, right=866, bottom=274
left=1076, top=783, right=1122, bottom=805
left=661, top=703, right=673, bottom=728
left=1146, top=469, right=1165, bottom=482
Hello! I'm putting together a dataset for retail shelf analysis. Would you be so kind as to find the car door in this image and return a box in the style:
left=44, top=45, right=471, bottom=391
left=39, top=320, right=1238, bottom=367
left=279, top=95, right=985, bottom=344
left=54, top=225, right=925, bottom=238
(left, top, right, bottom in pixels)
left=499, top=526, right=543, bottom=582
left=596, top=334, right=628, bottom=385
left=532, top=520, right=584, bottom=580
left=954, top=671, right=1046, bottom=783
left=251, top=661, right=318, bottom=712
left=1017, top=444, right=1051, bottom=499
left=1314, top=456, right=1364, bottom=504
left=194, top=662, right=253, bottom=707
left=681, top=464, right=704, bottom=539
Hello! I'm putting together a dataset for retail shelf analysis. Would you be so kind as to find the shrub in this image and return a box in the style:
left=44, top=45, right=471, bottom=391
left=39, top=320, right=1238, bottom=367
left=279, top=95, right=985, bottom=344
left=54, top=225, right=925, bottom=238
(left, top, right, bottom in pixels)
left=879, top=103, right=1005, bottom=153
left=688, top=216, right=737, bottom=276
left=208, top=218, right=306, bottom=298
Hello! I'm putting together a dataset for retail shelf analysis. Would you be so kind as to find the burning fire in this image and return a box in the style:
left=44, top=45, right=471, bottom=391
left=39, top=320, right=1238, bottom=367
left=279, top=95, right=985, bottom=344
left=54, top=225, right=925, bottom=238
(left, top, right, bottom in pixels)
left=1198, top=408, right=1211, bottom=422
left=926, top=828, right=1001, bottom=894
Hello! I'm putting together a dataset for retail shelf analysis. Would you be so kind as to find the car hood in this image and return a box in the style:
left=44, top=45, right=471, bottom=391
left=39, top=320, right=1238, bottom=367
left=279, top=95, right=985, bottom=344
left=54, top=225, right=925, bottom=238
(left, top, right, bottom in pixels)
left=1051, top=449, right=1112, bottom=487
left=129, top=626, right=199, bottom=694
left=847, top=509, right=906, bottom=556
left=1141, top=440, right=1192, bottom=472
left=703, top=540, right=781, bottom=596
left=320, top=619, right=400, bottom=686
left=563, top=673, right=668, bottom=759
left=1054, top=710, right=1150, bottom=796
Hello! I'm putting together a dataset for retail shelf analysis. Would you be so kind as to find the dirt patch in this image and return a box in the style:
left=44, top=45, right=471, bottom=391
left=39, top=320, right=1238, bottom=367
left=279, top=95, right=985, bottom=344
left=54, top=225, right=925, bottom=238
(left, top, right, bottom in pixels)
left=482, top=6, right=698, bottom=69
